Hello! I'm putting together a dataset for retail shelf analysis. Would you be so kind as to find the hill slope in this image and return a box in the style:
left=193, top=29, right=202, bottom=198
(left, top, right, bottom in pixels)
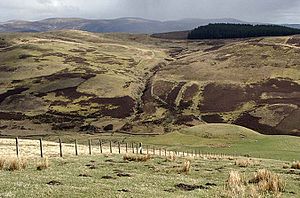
left=0, top=31, right=299, bottom=136
left=0, top=17, right=245, bottom=34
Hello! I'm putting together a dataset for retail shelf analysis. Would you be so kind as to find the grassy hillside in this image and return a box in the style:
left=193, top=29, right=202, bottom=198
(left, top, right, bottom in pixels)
left=128, top=124, right=300, bottom=161
left=0, top=30, right=299, bottom=137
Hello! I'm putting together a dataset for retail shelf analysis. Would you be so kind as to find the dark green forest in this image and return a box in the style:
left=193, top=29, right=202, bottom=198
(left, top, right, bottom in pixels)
left=188, top=23, right=300, bottom=39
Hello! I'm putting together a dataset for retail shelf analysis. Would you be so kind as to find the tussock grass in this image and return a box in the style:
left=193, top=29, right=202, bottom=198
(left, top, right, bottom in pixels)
left=178, top=159, right=191, bottom=174
left=0, top=157, right=5, bottom=170
left=250, top=169, right=285, bottom=194
left=235, top=158, right=251, bottom=167
left=291, top=161, right=300, bottom=169
left=225, top=169, right=284, bottom=197
left=123, top=154, right=151, bottom=162
left=0, top=157, right=27, bottom=171
left=226, top=171, right=245, bottom=198
left=37, top=157, right=49, bottom=171
left=6, top=158, right=27, bottom=171
left=165, top=154, right=176, bottom=162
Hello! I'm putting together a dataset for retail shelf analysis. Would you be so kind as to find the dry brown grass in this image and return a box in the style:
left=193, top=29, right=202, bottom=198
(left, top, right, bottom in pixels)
left=282, top=163, right=290, bottom=169
left=235, top=158, right=251, bottom=167
left=7, top=158, right=27, bottom=171
left=0, top=157, right=5, bottom=170
left=177, top=159, right=191, bottom=174
left=0, top=157, right=27, bottom=171
left=165, top=154, right=176, bottom=162
left=291, top=161, right=300, bottom=169
left=37, top=157, right=49, bottom=171
left=250, top=169, right=285, bottom=194
left=225, top=169, right=284, bottom=198
left=123, top=154, right=151, bottom=162
left=226, top=171, right=245, bottom=198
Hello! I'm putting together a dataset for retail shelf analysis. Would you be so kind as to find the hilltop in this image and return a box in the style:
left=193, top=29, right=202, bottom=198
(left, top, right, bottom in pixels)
left=0, top=30, right=299, bottom=137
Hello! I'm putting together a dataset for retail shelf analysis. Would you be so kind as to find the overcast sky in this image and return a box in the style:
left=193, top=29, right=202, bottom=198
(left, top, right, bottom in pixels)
left=1, top=0, right=300, bottom=23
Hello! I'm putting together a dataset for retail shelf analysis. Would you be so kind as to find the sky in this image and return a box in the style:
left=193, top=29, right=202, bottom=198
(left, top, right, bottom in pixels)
left=0, top=0, right=300, bottom=23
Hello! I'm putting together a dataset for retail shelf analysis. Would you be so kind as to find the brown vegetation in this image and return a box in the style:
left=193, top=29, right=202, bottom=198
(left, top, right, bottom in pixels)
left=291, top=161, right=300, bottom=169
left=180, top=159, right=191, bottom=174
left=123, top=154, right=151, bottom=162
left=37, top=157, right=49, bottom=171
left=0, top=157, right=5, bottom=170
left=250, top=169, right=285, bottom=194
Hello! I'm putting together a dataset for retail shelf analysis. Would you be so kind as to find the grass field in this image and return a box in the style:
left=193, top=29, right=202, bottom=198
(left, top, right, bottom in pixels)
left=0, top=154, right=299, bottom=197
left=32, top=124, right=300, bottom=162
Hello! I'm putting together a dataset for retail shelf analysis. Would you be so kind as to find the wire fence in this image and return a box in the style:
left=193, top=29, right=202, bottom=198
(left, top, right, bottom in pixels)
left=0, top=137, right=238, bottom=160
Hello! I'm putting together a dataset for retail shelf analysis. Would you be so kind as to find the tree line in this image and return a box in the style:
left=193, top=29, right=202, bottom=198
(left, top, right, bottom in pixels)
left=188, top=23, right=300, bottom=39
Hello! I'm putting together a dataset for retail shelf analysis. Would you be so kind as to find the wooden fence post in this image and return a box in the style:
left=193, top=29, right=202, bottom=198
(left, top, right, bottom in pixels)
left=59, top=138, right=63, bottom=157
left=125, top=143, right=128, bottom=153
left=16, top=137, right=19, bottom=157
left=118, top=142, right=121, bottom=154
left=89, top=140, right=92, bottom=155
left=132, top=143, right=134, bottom=153
left=99, top=140, right=102, bottom=153
left=159, top=148, right=161, bottom=156
left=109, top=141, right=112, bottom=153
left=75, top=139, right=78, bottom=156
left=39, top=138, right=43, bottom=158
left=164, top=149, right=167, bottom=156
left=139, top=143, right=143, bottom=154
left=146, top=145, right=149, bottom=154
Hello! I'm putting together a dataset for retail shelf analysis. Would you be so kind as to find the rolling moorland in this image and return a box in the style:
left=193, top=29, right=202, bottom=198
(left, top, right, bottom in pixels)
left=0, top=30, right=299, bottom=137
left=0, top=29, right=300, bottom=197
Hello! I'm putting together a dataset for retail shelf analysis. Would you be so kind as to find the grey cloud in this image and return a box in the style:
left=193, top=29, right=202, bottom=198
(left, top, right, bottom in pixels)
left=0, top=0, right=300, bottom=23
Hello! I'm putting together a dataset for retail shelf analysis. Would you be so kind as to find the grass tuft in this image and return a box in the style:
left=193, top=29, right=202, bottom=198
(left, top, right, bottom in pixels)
left=179, top=159, right=191, bottom=174
left=7, top=158, right=27, bottom=171
left=123, top=154, right=151, bottom=162
left=37, top=157, right=49, bottom=171
left=250, top=169, right=285, bottom=193
left=226, top=171, right=245, bottom=198
left=0, top=157, right=6, bottom=170
left=291, top=161, right=300, bottom=169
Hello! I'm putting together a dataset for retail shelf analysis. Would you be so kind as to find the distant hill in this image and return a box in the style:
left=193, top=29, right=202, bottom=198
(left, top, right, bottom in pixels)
left=0, top=17, right=245, bottom=34
left=283, top=24, right=300, bottom=29
left=188, top=24, right=300, bottom=39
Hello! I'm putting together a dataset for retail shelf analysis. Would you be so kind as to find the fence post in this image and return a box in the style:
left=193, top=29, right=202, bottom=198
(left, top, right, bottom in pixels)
left=109, top=141, right=112, bottom=153
left=39, top=138, right=43, bottom=158
left=146, top=145, right=149, bottom=154
left=118, top=142, right=121, bottom=154
left=164, top=149, right=167, bottom=156
left=132, top=143, right=134, bottom=153
left=59, top=138, right=63, bottom=157
left=75, top=139, right=78, bottom=156
left=159, top=148, right=161, bottom=156
left=139, top=143, right=143, bottom=154
left=99, top=140, right=102, bottom=153
left=125, top=143, right=128, bottom=153
left=153, top=147, right=155, bottom=155
left=16, top=137, right=19, bottom=157
left=89, top=140, right=92, bottom=155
